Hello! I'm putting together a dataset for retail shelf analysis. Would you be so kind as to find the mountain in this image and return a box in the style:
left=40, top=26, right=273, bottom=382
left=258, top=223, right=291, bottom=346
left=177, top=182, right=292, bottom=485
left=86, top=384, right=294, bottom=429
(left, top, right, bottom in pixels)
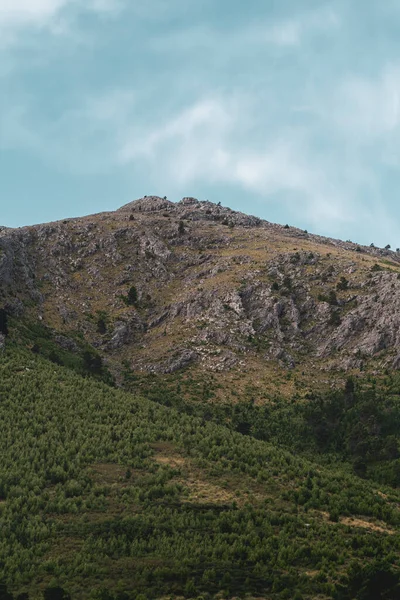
left=2, top=196, right=400, bottom=388
left=0, top=197, right=400, bottom=599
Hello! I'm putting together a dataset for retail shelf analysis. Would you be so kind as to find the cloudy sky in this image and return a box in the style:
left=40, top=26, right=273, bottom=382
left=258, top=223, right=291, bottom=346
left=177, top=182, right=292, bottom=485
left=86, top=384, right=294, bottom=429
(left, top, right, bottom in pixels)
left=1, top=0, right=400, bottom=247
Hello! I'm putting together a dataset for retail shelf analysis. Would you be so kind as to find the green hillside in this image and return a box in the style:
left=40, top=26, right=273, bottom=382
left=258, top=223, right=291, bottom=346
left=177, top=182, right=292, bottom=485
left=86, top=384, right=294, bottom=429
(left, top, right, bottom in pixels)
left=0, top=347, right=399, bottom=599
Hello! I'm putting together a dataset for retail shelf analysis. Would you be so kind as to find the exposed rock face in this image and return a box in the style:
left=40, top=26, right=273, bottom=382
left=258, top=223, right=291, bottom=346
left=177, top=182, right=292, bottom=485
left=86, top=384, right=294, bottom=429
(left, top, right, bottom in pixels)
left=2, top=196, right=400, bottom=378
left=107, top=314, right=146, bottom=350
left=152, top=349, right=198, bottom=374
left=318, top=272, right=400, bottom=360
left=5, top=298, right=25, bottom=317
left=54, top=335, right=79, bottom=353
left=0, top=239, right=14, bottom=286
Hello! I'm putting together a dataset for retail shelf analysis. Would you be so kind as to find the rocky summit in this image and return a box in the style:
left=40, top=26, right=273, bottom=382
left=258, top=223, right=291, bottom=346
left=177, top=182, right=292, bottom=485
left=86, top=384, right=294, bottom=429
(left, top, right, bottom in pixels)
left=1, top=195, right=400, bottom=396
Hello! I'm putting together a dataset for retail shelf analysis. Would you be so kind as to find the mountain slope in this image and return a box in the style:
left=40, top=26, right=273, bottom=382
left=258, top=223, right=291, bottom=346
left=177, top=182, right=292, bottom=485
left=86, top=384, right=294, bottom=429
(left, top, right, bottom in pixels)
left=1, top=198, right=400, bottom=599
left=2, top=196, right=400, bottom=400
left=0, top=346, right=399, bottom=599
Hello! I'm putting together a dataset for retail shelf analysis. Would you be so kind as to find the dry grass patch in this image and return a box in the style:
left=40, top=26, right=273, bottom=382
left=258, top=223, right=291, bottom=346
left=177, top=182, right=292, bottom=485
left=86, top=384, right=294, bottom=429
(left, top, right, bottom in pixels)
left=305, top=570, right=320, bottom=578
left=151, top=442, right=186, bottom=469
left=376, top=490, right=388, bottom=499
left=44, top=536, right=84, bottom=561
left=340, top=516, right=395, bottom=535
left=181, top=478, right=237, bottom=505
left=89, top=462, right=127, bottom=485
left=150, top=443, right=267, bottom=506
left=319, top=510, right=395, bottom=535
left=154, top=454, right=186, bottom=468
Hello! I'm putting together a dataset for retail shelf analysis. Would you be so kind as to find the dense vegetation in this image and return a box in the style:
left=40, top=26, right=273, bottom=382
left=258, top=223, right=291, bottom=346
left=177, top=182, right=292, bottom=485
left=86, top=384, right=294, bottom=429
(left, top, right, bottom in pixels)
left=0, top=346, right=399, bottom=599
left=8, top=318, right=114, bottom=386
left=126, top=371, right=400, bottom=488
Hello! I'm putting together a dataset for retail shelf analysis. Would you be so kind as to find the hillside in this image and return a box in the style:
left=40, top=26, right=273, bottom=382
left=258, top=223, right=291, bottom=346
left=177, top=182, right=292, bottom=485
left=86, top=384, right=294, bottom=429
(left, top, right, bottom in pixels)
left=1, top=197, right=400, bottom=598
left=2, top=196, right=400, bottom=396
left=0, top=347, right=399, bottom=599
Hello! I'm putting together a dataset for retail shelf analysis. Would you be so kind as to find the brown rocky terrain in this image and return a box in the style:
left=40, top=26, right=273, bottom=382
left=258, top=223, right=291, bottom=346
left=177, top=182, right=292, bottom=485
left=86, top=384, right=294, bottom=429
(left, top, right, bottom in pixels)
left=2, top=195, right=400, bottom=397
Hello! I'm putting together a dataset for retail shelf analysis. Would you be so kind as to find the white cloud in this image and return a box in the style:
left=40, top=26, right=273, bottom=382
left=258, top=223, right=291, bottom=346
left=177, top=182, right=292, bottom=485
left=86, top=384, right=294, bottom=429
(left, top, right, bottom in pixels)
left=149, top=4, right=340, bottom=57
left=264, top=21, right=301, bottom=46
left=0, top=0, right=66, bottom=45
left=317, top=65, right=400, bottom=179
left=5, top=93, right=328, bottom=221
left=261, top=6, right=339, bottom=47
left=0, top=0, right=122, bottom=46
left=119, top=98, right=234, bottom=163
left=0, top=0, right=71, bottom=27
left=332, top=67, right=400, bottom=138
left=256, top=5, right=339, bottom=47
left=5, top=85, right=393, bottom=242
left=114, top=94, right=357, bottom=228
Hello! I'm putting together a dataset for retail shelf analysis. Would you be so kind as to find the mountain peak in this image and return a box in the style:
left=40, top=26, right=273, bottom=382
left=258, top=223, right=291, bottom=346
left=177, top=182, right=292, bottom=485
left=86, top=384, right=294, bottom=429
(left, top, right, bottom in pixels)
left=118, top=196, right=175, bottom=212
left=118, top=195, right=216, bottom=213
left=118, top=195, right=263, bottom=227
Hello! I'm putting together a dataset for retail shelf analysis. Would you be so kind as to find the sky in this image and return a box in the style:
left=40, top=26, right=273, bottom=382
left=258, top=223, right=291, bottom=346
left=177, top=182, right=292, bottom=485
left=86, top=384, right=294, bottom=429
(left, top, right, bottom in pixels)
left=1, top=1, right=400, bottom=248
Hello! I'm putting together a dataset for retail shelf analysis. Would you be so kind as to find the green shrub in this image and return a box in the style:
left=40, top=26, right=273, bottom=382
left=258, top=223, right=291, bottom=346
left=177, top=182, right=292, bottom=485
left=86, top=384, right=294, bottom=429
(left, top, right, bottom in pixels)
left=337, top=276, right=349, bottom=291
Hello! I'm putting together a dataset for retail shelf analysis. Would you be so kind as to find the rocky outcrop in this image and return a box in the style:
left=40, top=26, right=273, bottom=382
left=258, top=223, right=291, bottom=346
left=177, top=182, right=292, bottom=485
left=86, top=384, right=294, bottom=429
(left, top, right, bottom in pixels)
left=161, top=349, right=199, bottom=374
left=318, top=272, right=400, bottom=360
left=119, top=196, right=175, bottom=213
left=107, top=314, right=146, bottom=350
left=54, top=335, right=79, bottom=353
left=119, top=196, right=262, bottom=227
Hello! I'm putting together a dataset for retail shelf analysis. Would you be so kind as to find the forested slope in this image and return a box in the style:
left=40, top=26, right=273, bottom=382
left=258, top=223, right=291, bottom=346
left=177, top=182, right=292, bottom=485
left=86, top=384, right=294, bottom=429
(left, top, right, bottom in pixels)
left=0, top=347, right=399, bottom=599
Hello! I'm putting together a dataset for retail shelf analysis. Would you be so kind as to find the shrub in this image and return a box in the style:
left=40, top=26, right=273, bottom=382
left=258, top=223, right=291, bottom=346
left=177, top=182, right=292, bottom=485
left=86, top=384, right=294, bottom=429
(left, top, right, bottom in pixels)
left=337, top=277, right=349, bottom=291
left=329, top=508, right=340, bottom=522
left=371, top=264, right=383, bottom=272
left=318, top=290, right=337, bottom=305
left=127, top=286, right=138, bottom=306
left=83, top=350, right=103, bottom=375
left=329, top=311, right=341, bottom=326
left=96, top=311, right=108, bottom=334
left=0, top=308, right=8, bottom=336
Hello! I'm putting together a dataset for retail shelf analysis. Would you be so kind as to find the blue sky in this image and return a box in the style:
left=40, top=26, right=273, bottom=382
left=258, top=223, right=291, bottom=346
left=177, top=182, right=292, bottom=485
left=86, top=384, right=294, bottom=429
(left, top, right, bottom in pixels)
left=1, top=1, right=400, bottom=248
